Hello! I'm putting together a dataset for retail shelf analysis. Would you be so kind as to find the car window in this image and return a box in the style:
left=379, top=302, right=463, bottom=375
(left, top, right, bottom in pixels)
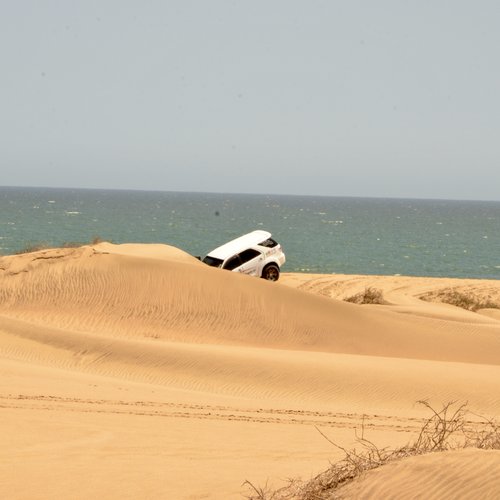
left=258, top=238, right=278, bottom=248
left=238, top=248, right=261, bottom=265
left=202, top=256, right=223, bottom=268
left=223, top=255, right=242, bottom=270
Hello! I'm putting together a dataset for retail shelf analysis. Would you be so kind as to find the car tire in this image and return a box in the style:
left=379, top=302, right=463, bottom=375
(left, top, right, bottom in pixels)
left=262, top=264, right=280, bottom=281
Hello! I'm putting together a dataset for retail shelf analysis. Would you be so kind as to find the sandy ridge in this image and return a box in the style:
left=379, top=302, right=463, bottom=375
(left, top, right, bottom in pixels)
left=1, top=245, right=500, bottom=365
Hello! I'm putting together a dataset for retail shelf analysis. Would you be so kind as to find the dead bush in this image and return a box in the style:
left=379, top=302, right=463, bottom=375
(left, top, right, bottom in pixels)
left=344, top=287, right=385, bottom=305
left=14, top=242, right=51, bottom=254
left=421, top=289, right=500, bottom=312
left=243, top=400, right=500, bottom=500
left=13, top=236, right=107, bottom=255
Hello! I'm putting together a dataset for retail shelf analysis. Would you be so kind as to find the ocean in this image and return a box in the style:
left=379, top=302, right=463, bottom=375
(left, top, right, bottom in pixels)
left=1, top=186, right=499, bottom=279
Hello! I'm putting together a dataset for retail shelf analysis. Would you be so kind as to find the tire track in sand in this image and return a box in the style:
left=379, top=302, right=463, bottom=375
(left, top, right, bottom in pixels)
left=0, top=393, right=422, bottom=434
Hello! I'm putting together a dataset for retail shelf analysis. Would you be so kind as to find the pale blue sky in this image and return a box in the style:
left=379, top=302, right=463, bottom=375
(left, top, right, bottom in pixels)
left=1, top=1, right=499, bottom=200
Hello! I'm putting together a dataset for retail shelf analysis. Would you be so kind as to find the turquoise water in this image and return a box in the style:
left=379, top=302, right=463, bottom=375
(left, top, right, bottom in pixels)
left=1, top=186, right=499, bottom=279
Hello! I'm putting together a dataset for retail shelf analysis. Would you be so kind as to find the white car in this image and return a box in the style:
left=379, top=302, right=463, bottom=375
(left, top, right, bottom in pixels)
left=202, top=230, right=286, bottom=281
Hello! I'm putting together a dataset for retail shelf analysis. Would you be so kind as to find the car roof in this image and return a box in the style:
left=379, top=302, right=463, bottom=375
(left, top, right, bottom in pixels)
left=206, top=230, right=272, bottom=260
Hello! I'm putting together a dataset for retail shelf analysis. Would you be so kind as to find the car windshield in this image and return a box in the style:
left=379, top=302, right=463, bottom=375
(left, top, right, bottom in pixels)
left=258, top=238, right=278, bottom=248
left=202, top=255, right=224, bottom=268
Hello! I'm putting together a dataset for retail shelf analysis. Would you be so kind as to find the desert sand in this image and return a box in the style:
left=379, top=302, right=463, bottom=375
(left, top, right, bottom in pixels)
left=1, top=243, right=499, bottom=499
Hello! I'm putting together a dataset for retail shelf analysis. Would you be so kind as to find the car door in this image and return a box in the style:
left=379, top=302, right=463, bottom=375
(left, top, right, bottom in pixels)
left=222, top=254, right=242, bottom=271
left=236, top=249, right=263, bottom=276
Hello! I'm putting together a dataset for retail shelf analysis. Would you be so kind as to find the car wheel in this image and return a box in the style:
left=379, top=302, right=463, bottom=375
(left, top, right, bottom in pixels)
left=262, top=264, right=280, bottom=281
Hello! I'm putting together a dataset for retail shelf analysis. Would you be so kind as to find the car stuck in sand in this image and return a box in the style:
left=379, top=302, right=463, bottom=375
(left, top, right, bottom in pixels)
left=202, top=230, right=286, bottom=281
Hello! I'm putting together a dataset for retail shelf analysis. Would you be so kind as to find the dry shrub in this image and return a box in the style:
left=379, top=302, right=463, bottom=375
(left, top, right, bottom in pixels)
left=421, top=288, right=500, bottom=312
left=13, top=236, right=107, bottom=255
left=63, top=236, right=106, bottom=248
left=62, top=241, right=86, bottom=248
left=14, top=242, right=51, bottom=254
left=243, top=400, right=500, bottom=500
left=242, top=480, right=279, bottom=500
left=344, top=287, right=385, bottom=305
left=91, top=236, right=105, bottom=245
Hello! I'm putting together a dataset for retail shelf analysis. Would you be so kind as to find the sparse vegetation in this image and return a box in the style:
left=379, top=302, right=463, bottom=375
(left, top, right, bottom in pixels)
left=13, top=236, right=107, bottom=255
left=62, top=241, right=86, bottom=248
left=344, top=287, right=386, bottom=305
left=244, top=401, right=500, bottom=499
left=421, top=288, right=500, bottom=312
left=15, top=242, right=52, bottom=254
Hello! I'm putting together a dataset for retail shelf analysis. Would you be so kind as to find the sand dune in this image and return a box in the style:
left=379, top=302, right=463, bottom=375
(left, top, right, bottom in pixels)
left=2, top=245, right=499, bottom=363
left=337, top=449, right=500, bottom=500
left=1, top=243, right=499, bottom=498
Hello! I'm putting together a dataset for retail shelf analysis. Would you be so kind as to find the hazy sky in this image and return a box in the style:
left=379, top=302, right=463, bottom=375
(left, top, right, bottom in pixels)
left=1, top=1, right=499, bottom=200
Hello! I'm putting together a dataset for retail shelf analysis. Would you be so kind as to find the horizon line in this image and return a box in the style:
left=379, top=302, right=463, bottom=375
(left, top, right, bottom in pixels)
left=1, top=184, right=499, bottom=204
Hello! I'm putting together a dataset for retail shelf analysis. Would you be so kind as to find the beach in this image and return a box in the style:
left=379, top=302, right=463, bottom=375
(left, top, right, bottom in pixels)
left=1, top=243, right=500, bottom=499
